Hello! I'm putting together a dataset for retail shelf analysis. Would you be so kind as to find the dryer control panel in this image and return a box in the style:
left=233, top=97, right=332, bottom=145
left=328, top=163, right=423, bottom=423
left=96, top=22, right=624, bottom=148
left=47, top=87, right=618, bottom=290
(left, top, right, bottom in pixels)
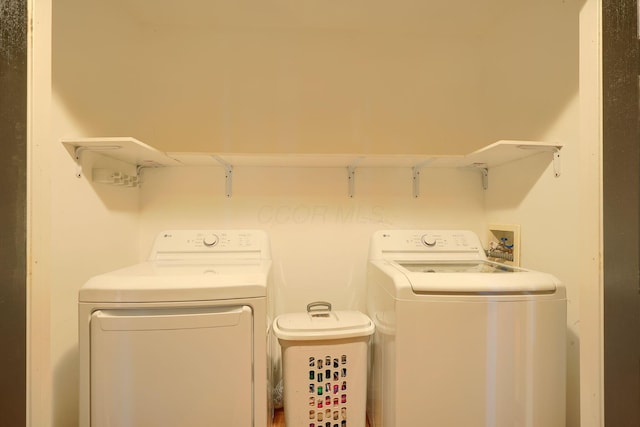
left=149, top=229, right=271, bottom=260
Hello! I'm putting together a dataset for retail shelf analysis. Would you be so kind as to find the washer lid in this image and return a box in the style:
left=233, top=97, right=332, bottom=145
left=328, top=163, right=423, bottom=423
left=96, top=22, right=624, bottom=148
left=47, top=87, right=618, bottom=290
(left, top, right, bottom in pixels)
left=398, top=261, right=521, bottom=273
left=274, top=309, right=374, bottom=341
left=391, top=260, right=558, bottom=294
left=79, top=260, right=271, bottom=303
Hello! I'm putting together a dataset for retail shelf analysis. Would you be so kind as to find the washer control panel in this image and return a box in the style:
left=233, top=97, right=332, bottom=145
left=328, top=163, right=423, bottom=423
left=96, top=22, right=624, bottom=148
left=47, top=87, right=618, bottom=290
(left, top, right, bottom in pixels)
left=149, top=229, right=270, bottom=259
left=370, top=230, right=485, bottom=259
left=416, top=232, right=476, bottom=250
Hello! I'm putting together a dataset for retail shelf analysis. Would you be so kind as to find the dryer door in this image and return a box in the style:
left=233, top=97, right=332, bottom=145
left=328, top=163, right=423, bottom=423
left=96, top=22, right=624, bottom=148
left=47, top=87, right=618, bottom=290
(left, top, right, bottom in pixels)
left=90, top=306, right=253, bottom=427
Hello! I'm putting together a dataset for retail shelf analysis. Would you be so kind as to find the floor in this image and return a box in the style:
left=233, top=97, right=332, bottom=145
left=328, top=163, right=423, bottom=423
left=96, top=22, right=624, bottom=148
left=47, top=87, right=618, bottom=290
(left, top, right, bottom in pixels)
left=272, top=409, right=285, bottom=426
left=273, top=408, right=371, bottom=426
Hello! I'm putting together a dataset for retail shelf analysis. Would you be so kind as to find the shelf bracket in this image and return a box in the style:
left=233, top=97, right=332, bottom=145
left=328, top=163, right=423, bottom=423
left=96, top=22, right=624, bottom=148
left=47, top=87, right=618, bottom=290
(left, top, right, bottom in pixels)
left=468, top=163, right=489, bottom=190
left=411, top=160, right=432, bottom=198
left=346, top=157, right=365, bottom=198
left=516, top=144, right=562, bottom=178
left=135, top=164, right=159, bottom=187
left=553, top=149, right=561, bottom=178
left=212, top=155, right=233, bottom=197
left=481, top=167, right=489, bottom=190
left=73, top=145, right=121, bottom=178
left=347, top=165, right=357, bottom=198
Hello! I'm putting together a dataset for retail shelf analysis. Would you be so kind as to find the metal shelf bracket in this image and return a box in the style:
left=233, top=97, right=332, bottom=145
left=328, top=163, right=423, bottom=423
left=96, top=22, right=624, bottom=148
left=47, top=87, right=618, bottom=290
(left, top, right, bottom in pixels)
left=347, top=165, right=357, bottom=198
left=412, top=160, right=432, bottom=198
left=467, top=163, right=489, bottom=190
left=212, top=155, right=234, bottom=198
left=481, top=167, right=489, bottom=190
left=553, top=149, right=561, bottom=178
left=516, top=144, right=562, bottom=178
left=347, top=157, right=365, bottom=198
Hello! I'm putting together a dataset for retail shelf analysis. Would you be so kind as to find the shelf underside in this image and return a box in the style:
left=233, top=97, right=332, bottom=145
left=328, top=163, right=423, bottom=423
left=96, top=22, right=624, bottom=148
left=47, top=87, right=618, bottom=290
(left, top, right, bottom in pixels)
left=62, top=137, right=562, bottom=170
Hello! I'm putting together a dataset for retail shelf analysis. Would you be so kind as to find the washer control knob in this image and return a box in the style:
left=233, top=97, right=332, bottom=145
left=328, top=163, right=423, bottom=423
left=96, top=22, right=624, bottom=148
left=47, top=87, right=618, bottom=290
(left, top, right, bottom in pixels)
left=203, top=234, right=219, bottom=247
left=421, top=234, right=437, bottom=247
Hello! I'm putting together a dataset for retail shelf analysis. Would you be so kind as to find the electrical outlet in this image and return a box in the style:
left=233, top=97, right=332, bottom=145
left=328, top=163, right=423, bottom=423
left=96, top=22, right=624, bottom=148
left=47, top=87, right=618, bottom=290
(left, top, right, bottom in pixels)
left=487, top=224, right=520, bottom=266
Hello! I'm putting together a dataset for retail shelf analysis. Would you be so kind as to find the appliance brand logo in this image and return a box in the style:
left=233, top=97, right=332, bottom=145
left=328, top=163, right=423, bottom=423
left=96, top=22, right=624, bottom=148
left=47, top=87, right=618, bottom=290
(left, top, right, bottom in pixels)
left=257, top=204, right=389, bottom=226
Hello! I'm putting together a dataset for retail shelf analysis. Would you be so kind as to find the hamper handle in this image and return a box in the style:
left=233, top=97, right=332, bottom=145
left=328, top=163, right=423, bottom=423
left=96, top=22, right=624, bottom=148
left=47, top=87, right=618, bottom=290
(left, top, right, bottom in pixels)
left=307, top=301, right=332, bottom=314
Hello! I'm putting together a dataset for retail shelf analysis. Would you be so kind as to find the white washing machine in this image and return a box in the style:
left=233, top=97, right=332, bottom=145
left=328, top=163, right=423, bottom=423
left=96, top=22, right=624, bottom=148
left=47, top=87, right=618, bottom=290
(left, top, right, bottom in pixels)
left=367, top=229, right=566, bottom=427
left=78, top=229, right=273, bottom=427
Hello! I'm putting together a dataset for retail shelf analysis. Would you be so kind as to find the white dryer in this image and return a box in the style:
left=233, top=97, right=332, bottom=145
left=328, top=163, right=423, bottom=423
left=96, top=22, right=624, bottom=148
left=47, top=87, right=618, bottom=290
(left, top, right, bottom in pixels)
left=367, top=230, right=566, bottom=427
left=78, top=230, right=273, bottom=427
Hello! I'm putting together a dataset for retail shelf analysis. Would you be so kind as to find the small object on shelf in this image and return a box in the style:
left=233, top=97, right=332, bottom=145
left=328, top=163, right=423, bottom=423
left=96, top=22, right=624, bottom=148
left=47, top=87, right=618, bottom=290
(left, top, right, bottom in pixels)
left=92, top=169, right=139, bottom=187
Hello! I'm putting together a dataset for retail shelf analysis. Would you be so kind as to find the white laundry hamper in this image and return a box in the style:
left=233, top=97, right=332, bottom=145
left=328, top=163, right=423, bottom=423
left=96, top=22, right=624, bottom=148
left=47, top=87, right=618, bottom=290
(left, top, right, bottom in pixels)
left=273, top=302, right=374, bottom=427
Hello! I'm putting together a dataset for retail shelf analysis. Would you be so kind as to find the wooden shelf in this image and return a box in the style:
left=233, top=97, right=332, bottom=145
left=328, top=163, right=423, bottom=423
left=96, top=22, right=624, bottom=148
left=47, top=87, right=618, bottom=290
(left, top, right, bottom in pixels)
left=62, top=137, right=560, bottom=169
left=442, top=140, right=562, bottom=169
left=62, top=137, right=181, bottom=168
left=167, top=140, right=561, bottom=169
left=61, top=137, right=562, bottom=195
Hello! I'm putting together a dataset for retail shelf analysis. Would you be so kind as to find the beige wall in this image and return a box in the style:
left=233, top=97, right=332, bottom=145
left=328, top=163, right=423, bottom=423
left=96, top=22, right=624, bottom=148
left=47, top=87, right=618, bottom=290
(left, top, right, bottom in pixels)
left=138, top=165, right=486, bottom=315
left=52, top=0, right=579, bottom=156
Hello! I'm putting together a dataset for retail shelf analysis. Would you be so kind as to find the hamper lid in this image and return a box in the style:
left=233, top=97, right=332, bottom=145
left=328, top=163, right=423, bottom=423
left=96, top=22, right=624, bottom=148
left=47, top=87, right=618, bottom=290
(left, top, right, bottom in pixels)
left=273, top=301, right=374, bottom=341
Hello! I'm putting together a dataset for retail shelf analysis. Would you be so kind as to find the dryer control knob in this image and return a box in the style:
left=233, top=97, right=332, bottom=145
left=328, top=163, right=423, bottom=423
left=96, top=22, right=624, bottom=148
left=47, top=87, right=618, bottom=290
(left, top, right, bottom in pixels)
left=421, top=234, right=437, bottom=247
left=203, top=234, right=219, bottom=247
